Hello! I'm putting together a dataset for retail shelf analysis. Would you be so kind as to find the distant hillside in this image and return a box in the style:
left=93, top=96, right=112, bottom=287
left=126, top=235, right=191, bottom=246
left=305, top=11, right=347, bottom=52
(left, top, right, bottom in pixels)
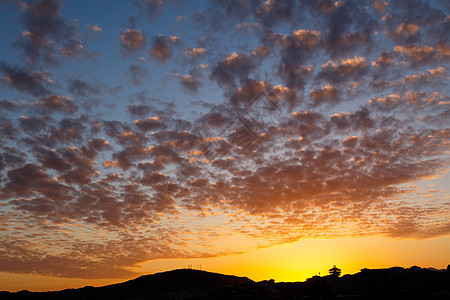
left=0, top=269, right=253, bottom=300
left=1, top=266, right=449, bottom=299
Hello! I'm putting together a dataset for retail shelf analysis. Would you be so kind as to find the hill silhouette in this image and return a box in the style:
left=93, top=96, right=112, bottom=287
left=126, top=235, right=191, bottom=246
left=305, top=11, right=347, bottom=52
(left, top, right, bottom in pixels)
left=1, top=266, right=449, bottom=299
left=0, top=269, right=253, bottom=300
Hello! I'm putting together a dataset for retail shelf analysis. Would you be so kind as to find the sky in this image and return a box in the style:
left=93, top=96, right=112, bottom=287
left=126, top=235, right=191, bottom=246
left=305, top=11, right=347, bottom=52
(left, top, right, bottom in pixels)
left=0, top=0, right=449, bottom=292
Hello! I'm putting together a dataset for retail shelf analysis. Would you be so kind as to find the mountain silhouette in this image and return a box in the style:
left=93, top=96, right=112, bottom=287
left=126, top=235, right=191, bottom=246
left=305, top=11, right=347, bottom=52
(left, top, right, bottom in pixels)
left=0, top=269, right=253, bottom=300
left=1, top=266, right=449, bottom=299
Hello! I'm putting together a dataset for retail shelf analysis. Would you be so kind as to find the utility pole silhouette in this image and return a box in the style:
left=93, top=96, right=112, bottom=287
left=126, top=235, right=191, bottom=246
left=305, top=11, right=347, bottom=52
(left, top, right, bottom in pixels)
left=187, top=264, right=202, bottom=270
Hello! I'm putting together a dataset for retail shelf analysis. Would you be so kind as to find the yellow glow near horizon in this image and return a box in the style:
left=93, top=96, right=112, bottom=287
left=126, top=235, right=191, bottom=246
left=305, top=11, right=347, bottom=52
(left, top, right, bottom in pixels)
left=2, top=236, right=449, bottom=292
left=140, top=236, right=450, bottom=282
left=0, top=273, right=125, bottom=293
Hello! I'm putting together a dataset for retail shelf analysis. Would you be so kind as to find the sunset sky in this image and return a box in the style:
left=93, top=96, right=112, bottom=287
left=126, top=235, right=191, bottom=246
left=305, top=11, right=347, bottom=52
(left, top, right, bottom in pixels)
left=0, top=0, right=449, bottom=292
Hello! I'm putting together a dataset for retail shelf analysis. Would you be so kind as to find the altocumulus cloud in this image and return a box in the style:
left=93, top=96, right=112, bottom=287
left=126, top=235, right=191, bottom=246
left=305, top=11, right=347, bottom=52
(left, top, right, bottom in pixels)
left=0, top=0, right=449, bottom=279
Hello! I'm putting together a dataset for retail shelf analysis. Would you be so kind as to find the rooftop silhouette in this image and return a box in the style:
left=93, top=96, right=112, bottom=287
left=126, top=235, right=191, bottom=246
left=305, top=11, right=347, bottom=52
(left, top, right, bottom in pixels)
left=329, top=265, right=342, bottom=276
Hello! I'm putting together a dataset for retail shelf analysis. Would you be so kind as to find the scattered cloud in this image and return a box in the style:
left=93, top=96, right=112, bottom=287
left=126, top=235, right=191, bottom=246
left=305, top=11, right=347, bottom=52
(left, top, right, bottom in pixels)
left=34, top=94, right=77, bottom=114
left=149, top=35, right=177, bottom=62
left=127, top=64, right=149, bottom=86
left=89, top=25, right=102, bottom=33
left=120, top=29, right=145, bottom=52
left=318, top=56, right=369, bottom=84
left=310, top=84, right=341, bottom=106
left=0, top=62, right=51, bottom=96
left=185, top=47, right=206, bottom=59
left=180, top=74, right=201, bottom=93
left=13, top=0, right=89, bottom=64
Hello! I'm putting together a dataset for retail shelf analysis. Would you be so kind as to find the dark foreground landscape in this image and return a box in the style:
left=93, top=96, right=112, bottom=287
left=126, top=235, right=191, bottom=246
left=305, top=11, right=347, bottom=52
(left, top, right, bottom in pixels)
left=2, top=266, right=449, bottom=299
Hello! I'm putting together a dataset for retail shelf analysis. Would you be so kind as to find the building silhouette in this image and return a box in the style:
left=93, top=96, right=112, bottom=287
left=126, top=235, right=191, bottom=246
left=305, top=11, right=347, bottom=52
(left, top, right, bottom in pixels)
left=329, top=265, right=341, bottom=276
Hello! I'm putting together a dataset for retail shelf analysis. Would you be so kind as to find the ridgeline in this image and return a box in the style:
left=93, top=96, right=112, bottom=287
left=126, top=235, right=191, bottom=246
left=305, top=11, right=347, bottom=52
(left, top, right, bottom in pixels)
left=1, top=265, right=449, bottom=299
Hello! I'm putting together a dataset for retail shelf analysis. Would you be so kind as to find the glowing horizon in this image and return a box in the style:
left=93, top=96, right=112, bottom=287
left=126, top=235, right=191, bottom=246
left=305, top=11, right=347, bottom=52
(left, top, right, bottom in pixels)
left=0, top=0, right=449, bottom=293
left=2, top=236, right=449, bottom=292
